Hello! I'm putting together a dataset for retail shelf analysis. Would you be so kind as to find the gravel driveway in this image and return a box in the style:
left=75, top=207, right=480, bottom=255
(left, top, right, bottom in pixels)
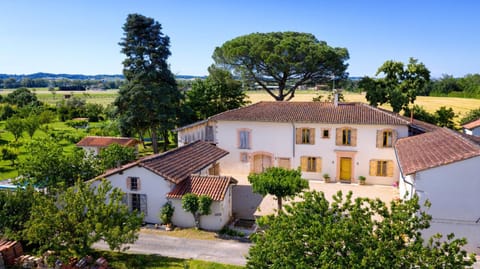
left=93, top=231, right=251, bottom=266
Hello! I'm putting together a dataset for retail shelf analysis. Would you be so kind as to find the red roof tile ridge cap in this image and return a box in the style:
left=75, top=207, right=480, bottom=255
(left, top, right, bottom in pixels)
left=360, top=103, right=410, bottom=125
left=210, top=102, right=264, bottom=119
left=139, top=140, right=203, bottom=163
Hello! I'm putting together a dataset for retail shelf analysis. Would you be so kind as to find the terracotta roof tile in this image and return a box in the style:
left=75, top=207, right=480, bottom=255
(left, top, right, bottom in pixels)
left=77, top=136, right=139, bottom=147
left=94, top=141, right=229, bottom=183
left=140, top=141, right=228, bottom=184
left=167, top=175, right=237, bottom=201
left=395, top=128, right=480, bottom=175
left=210, top=101, right=410, bottom=125
left=462, top=118, right=480, bottom=130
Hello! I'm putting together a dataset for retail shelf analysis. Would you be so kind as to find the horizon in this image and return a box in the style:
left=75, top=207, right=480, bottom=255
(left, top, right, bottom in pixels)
left=1, top=1, right=479, bottom=78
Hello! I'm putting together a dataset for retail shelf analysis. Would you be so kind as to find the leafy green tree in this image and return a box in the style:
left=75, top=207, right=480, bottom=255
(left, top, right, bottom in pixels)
left=24, top=180, right=143, bottom=258
left=435, top=106, right=456, bottom=129
left=181, top=193, right=213, bottom=229
left=213, top=31, right=349, bottom=101
left=0, top=104, right=16, bottom=120
left=98, top=143, right=137, bottom=170
left=5, top=116, right=25, bottom=141
left=23, top=115, right=40, bottom=138
left=116, top=13, right=182, bottom=153
left=1, top=146, right=18, bottom=166
left=85, top=103, right=105, bottom=122
left=247, top=191, right=475, bottom=268
left=0, top=186, right=36, bottom=239
left=460, top=107, right=480, bottom=125
left=184, top=65, right=249, bottom=123
left=160, top=202, right=174, bottom=225
left=403, top=105, right=437, bottom=124
left=362, top=58, right=430, bottom=112
left=248, top=167, right=309, bottom=211
left=5, top=87, right=42, bottom=107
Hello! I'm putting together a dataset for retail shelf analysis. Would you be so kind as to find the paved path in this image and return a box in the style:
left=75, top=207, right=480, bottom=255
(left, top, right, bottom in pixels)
left=93, top=231, right=251, bottom=266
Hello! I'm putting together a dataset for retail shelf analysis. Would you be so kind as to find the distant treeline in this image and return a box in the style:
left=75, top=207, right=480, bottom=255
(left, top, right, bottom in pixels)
left=0, top=77, right=124, bottom=90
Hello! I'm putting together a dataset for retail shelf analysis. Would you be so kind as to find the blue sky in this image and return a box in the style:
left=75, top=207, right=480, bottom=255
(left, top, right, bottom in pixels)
left=0, top=1, right=478, bottom=78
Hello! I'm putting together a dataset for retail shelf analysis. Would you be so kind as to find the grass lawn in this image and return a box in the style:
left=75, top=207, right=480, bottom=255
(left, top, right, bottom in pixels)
left=96, top=251, right=244, bottom=269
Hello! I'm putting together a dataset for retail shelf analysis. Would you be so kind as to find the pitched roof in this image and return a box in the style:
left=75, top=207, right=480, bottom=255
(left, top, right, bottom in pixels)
left=167, top=175, right=237, bottom=201
left=96, top=140, right=229, bottom=184
left=210, top=101, right=411, bottom=125
left=462, top=118, right=480, bottom=130
left=395, top=128, right=480, bottom=175
left=77, top=136, right=139, bottom=147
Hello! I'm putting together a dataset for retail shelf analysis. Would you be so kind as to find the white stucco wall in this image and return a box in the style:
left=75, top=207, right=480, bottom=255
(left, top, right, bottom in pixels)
left=413, top=156, right=480, bottom=253
left=214, top=120, right=408, bottom=186
left=92, top=166, right=175, bottom=224
left=398, top=174, right=415, bottom=200
left=169, top=186, right=233, bottom=231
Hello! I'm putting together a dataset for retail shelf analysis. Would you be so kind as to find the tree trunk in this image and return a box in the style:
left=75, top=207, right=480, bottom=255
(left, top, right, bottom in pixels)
left=151, top=128, right=159, bottom=154
left=194, top=213, right=200, bottom=229
left=162, top=129, right=169, bottom=152
left=277, top=196, right=283, bottom=212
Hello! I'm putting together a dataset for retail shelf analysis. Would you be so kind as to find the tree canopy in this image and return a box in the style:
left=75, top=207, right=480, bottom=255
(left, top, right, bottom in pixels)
left=247, top=191, right=475, bottom=268
left=181, top=193, right=213, bottom=229
left=248, top=167, right=309, bottom=211
left=183, top=65, right=249, bottom=123
left=116, top=13, right=182, bottom=153
left=359, top=57, right=430, bottom=113
left=213, top=31, right=349, bottom=101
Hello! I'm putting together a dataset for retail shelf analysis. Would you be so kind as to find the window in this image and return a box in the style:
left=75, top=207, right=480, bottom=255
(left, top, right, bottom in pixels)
left=383, top=131, right=392, bottom=147
left=369, top=160, right=394, bottom=177
left=278, top=158, right=291, bottom=169
left=296, top=128, right=315, bottom=144
left=240, top=152, right=249, bottom=163
left=127, top=177, right=140, bottom=191
left=336, top=127, right=357, bottom=146
left=238, top=129, right=251, bottom=149
left=205, top=126, right=214, bottom=142
left=322, top=129, right=330, bottom=139
left=129, top=193, right=147, bottom=215
left=208, top=163, right=220, bottom=175
left=377, top=129, right=396, bottom=148
left=300, top=156, right=321, bottom=172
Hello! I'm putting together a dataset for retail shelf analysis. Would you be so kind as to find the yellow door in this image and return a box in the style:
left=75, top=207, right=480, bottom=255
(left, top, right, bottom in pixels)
left=340, top=157, right=352, bottom=181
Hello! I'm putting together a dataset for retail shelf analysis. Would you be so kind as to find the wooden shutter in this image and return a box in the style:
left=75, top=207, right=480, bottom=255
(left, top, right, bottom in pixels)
left=316, top=157, right=322, bottom=172
left=309, top=128, right=315, bottom=144
left=376, top=130, right=383, bottom=148
left=392, top=130, right=398, bottom=145
left=387, top=160, right=394, bottom=177
left=369, top=160, right=377, bottom=176
left=296, top=128, right=302, bottom=144
left=137, top=178, right=141, bottom=191
left=122, top=194, right=128, bottom=206
left=140, top=194, right=148, bottom=216
left=336, top=128, right=342, bottom=145
left=126, top=177, right=131, bottom=190
left=300, top=156, right=308, bottom=172
left=351, top=128, right=357, bottom=147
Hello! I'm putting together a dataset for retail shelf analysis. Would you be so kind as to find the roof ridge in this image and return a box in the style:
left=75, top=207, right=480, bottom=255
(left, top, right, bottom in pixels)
left=361, top=103, right=411, bottom=125
left=443, top=127, right=480, bottom=151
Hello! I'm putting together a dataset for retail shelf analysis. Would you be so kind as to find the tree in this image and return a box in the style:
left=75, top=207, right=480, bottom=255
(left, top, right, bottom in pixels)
left=116, top=13, right=182, bottom=153
left=213, top=31, right=349, bottom=101
left=403, top=105, right=437, bottom=124
left=98, top=143, right=137, bottom=170
left=1, top=146, right=18, bottom=166
left=5, top=87, right=42, bottom=107
left=248, top=167, right=309, bottom=211
left=184, top=65, right=249, bottom=123
left=23, top=115, right=40, bottom=138
left=361, top=58, right=430, bottom=113
left=5, top=116, right=24, bottom=141
left=23, top=180, right=143, bottom=258
left=460, top=107, right=480, bottom=125
left=181, top=193, right=213, bottom=229
left=0, top=186, right=36, bottom=239
left=247, top=191, right=475, bottom=268
left=434, top=106, right=456, bottom=129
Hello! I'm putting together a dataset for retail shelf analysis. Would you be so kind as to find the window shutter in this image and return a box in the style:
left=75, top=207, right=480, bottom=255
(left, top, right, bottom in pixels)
left=140, top=194, right=148, bottom=216
left=300, top=156, right=308, bottom=172
left=316, top=157, right=322, bottom=172
left=137, top=178, right=141, bottom=191
left=376, top=130, right=383, bottom=148
left=369, top=160, right=377, bottom=176
left=336, top=128, right=342, bottom=145
left=126, top=177, right=131, bottom=190
left=122, top=194, right=128, bottom=206
left=387, top=160, right=394, bottom=177
left=296, top=128, right=302, bottom=144
left=392, top=130, right=398, bottom=145
left=351, top=128, right=357, bottom=146
left=309, top=128, right=315, bottom=144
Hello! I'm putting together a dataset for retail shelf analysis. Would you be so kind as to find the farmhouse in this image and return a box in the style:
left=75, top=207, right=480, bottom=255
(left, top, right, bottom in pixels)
left=177, top=101, right=434, bottom=186
left=462, top=118, right=480, bottom=136
left=76, top=136, right=140, bottom=156
left=395, top=127, right=480, bottom=252
left=91, top=140, right=237, bottom=230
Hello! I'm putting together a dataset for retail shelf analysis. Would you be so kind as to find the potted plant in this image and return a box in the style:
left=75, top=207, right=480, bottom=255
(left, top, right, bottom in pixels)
left=358, top=176, right=366, bottom=185
left=323, top=173, right=331, bottom=183
left=160, top=202, right=174, bottom=231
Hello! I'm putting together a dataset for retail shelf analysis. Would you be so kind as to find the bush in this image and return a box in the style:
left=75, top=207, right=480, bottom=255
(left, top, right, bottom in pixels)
left=160, top=202, right=174, bottom=225
left=219, top=227, right=245, bottom=237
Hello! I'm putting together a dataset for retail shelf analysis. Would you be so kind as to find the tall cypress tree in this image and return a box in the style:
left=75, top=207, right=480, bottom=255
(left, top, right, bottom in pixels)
left=116, top=14, right=181, bottom=153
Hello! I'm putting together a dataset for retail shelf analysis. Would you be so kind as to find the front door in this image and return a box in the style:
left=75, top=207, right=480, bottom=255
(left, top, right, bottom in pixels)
left=253, top=154, right=272, bottom=173
left=340, top=157, right=352, bottom=182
